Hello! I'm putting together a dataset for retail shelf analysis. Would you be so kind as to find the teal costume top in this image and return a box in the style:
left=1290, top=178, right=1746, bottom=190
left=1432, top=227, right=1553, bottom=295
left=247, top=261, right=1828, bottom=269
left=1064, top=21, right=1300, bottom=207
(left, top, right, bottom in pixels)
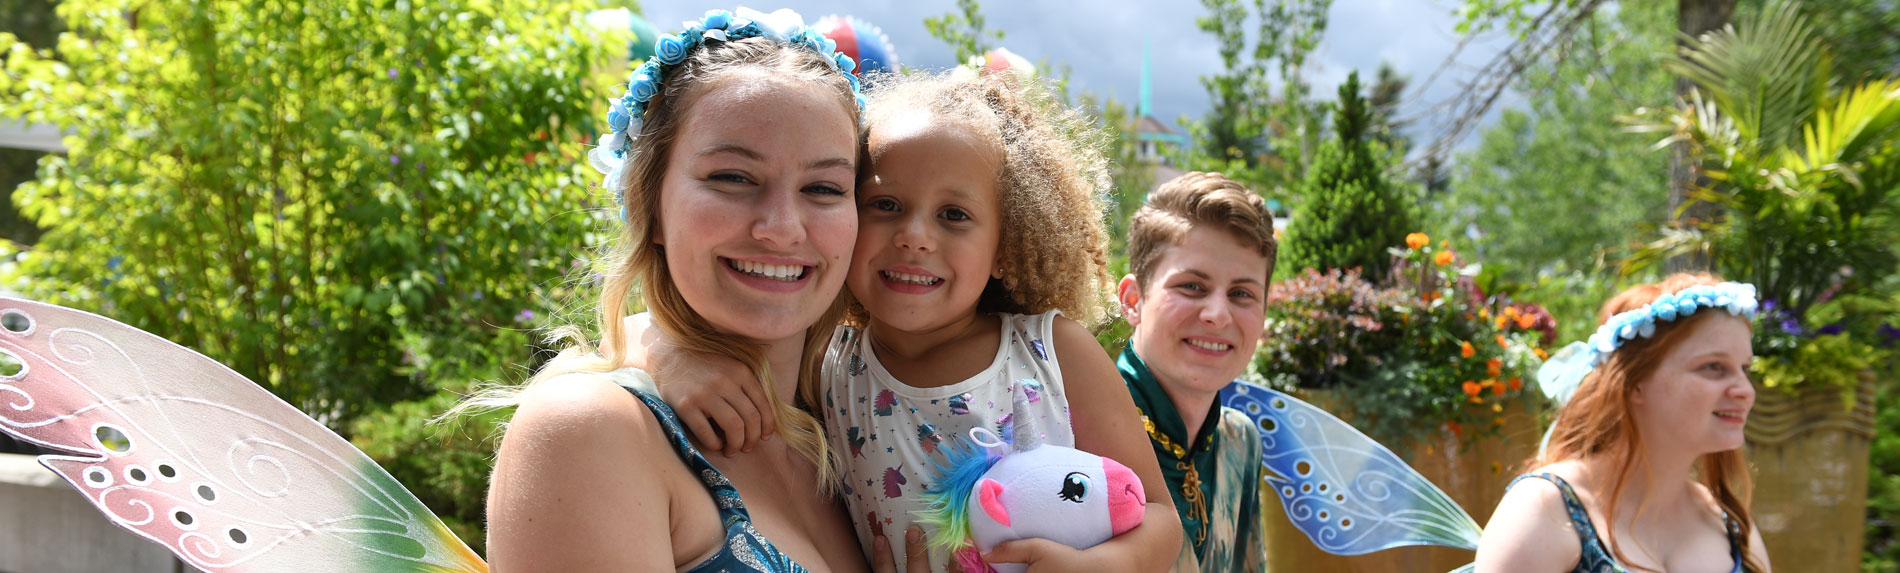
left=1509, top=473, right=1745, bottom=573
left=1118, top=344, right=1266, bottom=572
left=608, top=370, right=807, bottom=573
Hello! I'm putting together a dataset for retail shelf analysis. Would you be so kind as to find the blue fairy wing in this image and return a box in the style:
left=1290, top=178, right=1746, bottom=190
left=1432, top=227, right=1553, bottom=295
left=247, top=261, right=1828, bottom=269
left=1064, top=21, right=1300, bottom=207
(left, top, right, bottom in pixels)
left=0, top=297, right=486, bottom=572
left=1220, top=381, right=1482, bottom=554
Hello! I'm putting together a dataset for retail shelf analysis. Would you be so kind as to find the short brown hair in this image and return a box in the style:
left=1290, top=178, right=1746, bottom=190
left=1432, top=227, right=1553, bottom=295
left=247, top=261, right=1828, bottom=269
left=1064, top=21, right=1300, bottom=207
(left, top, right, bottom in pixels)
left=1126, top=172, right=1277, bottom=290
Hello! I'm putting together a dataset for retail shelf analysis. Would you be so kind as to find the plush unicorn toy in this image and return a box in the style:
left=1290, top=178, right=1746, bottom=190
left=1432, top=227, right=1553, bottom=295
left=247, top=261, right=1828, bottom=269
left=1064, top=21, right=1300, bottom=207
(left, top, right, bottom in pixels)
left=917, top=392, right=1146, bottom=573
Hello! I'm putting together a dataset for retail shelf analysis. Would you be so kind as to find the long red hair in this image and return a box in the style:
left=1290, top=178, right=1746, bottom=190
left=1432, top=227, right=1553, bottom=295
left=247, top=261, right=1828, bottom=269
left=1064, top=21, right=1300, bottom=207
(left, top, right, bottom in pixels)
left=1537, top=273, right=1763, bottom=572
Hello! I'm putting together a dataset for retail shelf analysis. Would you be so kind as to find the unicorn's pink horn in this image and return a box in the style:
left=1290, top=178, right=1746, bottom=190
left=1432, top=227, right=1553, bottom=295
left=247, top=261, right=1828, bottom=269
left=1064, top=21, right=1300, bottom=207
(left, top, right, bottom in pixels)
left=1102, top=457, right=1145, bottom=536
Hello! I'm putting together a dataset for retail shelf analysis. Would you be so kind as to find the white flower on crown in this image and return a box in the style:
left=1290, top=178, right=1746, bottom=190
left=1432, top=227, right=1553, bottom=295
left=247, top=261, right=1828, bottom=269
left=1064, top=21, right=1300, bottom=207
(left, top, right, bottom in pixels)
left=735, top=7, right=806, bottom=42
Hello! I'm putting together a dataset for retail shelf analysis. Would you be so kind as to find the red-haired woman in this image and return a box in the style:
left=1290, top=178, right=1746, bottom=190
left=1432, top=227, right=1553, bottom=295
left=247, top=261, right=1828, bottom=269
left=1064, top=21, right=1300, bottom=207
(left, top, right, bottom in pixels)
left=1475, top=274, right=1772, bottom=572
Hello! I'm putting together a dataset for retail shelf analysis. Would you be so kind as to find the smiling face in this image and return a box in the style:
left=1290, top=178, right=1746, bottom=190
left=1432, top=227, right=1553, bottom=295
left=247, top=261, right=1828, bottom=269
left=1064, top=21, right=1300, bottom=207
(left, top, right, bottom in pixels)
left=847, top=110, right=1005, bottom=334
left=1630, top=314, right=1757, bottom=455
left=1119, top=226, right=1269, bottom=397
left=655, top=71, right=859, bottom=346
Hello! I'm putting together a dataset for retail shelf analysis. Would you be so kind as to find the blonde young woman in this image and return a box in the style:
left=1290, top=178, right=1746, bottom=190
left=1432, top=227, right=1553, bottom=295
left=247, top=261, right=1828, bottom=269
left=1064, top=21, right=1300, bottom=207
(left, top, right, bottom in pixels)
left=479, top=9, right=899, bottom=572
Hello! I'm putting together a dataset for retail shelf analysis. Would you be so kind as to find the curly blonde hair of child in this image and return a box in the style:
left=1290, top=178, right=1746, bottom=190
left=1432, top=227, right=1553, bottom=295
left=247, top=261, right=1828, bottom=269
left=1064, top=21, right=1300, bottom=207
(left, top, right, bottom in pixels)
left=857, top=70, right=1113, bottom=325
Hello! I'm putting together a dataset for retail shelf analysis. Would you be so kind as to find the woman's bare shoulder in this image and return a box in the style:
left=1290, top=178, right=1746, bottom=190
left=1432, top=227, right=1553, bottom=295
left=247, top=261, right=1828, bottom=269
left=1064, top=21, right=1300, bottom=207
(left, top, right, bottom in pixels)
left=488, top=371, right=688, bottom=569
left=514, top=372, right=658, bottom=434
left=1473, top=462, right=1584, bottom=572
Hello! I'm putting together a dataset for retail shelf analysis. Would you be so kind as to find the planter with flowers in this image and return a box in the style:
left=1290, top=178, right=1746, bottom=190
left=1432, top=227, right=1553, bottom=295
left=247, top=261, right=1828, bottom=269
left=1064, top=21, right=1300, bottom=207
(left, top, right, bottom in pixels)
left=1246, top=233, right=1552, bottom=572
left=1733, top=293, right=1894, bottom=572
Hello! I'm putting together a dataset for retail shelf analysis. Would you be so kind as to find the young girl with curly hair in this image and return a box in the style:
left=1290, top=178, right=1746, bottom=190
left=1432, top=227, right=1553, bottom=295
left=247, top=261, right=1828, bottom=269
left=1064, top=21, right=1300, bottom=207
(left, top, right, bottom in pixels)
left=1476, top=273, right=1772, bottom=572
left=635, top=70, right=1182, bottom=572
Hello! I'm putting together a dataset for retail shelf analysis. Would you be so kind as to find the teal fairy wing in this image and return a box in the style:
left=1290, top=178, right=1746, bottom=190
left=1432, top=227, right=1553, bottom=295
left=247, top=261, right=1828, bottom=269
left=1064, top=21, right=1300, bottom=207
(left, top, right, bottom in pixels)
left=1220, top=381, right=1482, bottom=554
left=0, top=297, right=486, bottom=572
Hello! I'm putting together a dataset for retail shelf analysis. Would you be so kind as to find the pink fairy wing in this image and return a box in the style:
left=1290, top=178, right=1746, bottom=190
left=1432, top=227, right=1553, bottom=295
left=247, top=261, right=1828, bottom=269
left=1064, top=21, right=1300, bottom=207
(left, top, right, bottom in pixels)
left=0, top=298, right=486, bottom=572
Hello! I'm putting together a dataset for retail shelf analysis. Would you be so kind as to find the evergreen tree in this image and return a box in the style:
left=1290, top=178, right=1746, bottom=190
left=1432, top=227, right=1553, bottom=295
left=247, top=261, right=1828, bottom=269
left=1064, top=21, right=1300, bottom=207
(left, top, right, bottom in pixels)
left=1281, top=71, right=1417, bottom=282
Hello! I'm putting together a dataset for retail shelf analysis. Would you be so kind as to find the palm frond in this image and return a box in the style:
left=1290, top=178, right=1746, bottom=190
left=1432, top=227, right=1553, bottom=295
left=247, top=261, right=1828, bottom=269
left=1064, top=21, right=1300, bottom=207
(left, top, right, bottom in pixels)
left=1669, top=0, right=1832, bottom=152
left=1792, top=79, right=1900, bottom=173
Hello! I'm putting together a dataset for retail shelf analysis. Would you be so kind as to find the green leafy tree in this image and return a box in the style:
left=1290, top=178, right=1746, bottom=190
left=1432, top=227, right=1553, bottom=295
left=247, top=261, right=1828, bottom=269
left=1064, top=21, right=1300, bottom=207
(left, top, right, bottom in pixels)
left=1431, top=1, right=1674, bottom=281
left=1, top=0, right=622, bottom=550
left=0, top=0, right=60, bottom=247
left=1366, top=63, right=1411, bottom=154
left=1281, top=72, right=1418, bottom=282
left=924, top=0, right=1004, bottom=64
left=1178, top=0, right=1332, bottom=199
left=1628, top=0, right=1900, bottom=314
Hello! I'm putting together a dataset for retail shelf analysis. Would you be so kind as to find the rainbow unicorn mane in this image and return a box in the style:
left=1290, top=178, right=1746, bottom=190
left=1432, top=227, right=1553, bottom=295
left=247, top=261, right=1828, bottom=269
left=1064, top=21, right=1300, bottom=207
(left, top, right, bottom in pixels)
left=915, top=433, right=1003, bottom=556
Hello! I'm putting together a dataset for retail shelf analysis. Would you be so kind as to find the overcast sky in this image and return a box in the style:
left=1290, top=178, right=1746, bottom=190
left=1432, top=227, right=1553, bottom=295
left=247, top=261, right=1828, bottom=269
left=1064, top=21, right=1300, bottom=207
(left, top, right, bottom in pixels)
left=639, top=0, right=1515, bottom=149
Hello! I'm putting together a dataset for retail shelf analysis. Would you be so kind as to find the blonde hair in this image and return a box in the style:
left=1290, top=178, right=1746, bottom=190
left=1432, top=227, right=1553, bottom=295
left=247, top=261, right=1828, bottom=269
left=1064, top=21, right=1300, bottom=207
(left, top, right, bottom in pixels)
left=1126, top=171, right=1278, bottom=290
left=856, top=70, right=1113, bottom=324
left=1539, top=273, right=1762, bottom=572
left=454, top=36, right=859, bottom=495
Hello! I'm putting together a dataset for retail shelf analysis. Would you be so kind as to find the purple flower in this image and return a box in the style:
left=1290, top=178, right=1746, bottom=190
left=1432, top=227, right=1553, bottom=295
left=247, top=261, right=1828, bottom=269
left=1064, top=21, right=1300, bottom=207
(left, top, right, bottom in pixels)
left=1878, top=323, right=1900, bottom=346
left=388, top=68, right=398, bottom=79
left=516, top=309, right=536, bottom=323
left=1760, top=299, right=1778, bottom=313
left=390, top=154, right=400, bottom=165
left=1817, top=324, right=1845, bottom=336
left=1779, top=319, right=1805, bottom=336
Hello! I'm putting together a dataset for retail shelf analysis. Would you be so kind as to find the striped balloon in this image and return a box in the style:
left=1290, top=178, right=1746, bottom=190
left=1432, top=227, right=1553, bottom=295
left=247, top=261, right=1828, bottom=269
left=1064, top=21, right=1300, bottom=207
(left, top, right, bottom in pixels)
left=813, top=15, right=901, bottom=75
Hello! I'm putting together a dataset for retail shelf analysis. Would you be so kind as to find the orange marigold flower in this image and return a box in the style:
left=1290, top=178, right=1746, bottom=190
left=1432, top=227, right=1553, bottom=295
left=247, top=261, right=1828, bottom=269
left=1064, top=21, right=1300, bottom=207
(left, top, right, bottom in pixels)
left=1534, top=347, right=1549, bottom=360
left=1508, top=377, right=1523, bottom=391
left=1516, top=313, right=1537, bottom=329
left=1504, top=306, right=1520, bottom=319
left=1491, top=383, right=1505, bottom=396
left=1462, top=381, right=1482, bottom=396
left=1487, top=357, right=1502, bottom=371
left=1479, top=308, right=1491, bottom=320
left=1435, top=250, right=1455, bottom=266
left=1406, top=232, right=1430, bottom=250
left=1460, top=340, right=1476, bottom=357
left=1446, top=421, right=1463, bottom=437
left=1496, top=334, right=1510, bottom=348
left=1469, top=395, right=1485, bottom=404
left=1495, top=316, right=1509, bottom=329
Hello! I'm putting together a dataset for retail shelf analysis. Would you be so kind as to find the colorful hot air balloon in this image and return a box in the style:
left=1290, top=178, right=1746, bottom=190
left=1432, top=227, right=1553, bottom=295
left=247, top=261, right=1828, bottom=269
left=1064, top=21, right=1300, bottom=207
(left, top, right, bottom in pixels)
left=952, top=47, right=1036, bottom=83
left=813, top=15, right=901, bottom=75
left=977, top=47, right=1035, bottom=77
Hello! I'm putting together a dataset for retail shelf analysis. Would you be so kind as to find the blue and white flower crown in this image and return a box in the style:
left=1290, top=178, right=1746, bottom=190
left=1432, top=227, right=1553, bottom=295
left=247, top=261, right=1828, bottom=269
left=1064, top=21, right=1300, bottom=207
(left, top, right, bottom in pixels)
left=1536, top=281, right=1760, bottom=406
left=586, top=7, right=867, bottom=192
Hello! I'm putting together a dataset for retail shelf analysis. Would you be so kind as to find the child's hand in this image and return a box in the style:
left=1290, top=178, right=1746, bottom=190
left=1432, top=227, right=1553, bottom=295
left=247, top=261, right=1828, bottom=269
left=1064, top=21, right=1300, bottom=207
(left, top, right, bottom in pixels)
left=871, top=525, right=933, bottom=573
left=982, top=538, right=1113, bottom=573
left=627, top=314, right=779, bottom=456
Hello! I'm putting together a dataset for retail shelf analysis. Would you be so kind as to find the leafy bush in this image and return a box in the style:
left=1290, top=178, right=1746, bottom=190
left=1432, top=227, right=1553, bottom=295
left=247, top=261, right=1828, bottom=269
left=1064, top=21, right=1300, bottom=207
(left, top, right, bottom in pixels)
left=1279, top=71, right=1418, bottom=283
left=0, top=0, right=619, bottom=422
left=352, top=389, right=510, bottom=556
left=1252, top=267, right=1410, bottom=389
left=0, top=0, right=629, bottom=550
left=1254, top=233, right=1552, bottom=448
